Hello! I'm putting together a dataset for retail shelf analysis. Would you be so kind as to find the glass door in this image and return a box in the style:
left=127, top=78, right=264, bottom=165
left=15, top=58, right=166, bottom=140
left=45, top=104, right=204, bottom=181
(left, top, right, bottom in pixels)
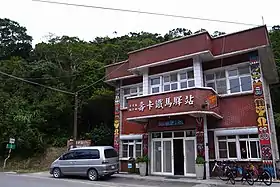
left=184, top=138, right=196, bottom=176
left=152, top=141, right=162, bottom=173
left=162, top=140, right=172, bottom=174
left=152, top=140, right=173, bottom=174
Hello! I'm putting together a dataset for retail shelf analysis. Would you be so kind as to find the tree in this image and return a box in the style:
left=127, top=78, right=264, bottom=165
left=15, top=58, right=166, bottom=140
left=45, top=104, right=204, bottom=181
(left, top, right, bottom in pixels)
left=0, top=18, right=32, bottom=60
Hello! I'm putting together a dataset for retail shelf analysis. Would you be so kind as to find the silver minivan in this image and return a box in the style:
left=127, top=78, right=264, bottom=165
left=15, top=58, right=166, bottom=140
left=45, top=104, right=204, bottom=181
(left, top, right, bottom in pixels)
left=50, top=146, right=119, bottom=181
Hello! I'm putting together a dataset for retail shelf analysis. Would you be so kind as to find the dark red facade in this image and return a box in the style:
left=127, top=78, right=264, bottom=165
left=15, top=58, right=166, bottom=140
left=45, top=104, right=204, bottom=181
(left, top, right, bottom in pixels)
left=105, top=25, right=278, bottom=177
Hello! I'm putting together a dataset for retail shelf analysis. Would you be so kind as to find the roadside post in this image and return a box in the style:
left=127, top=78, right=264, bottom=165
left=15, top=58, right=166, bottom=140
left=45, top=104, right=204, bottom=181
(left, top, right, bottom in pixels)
left=2, top=138, right=16, bottom=171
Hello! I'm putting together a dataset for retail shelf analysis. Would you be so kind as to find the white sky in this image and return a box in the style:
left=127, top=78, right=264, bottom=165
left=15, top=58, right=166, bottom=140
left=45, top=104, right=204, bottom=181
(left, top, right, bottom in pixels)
left=0, top=0, right=279, bottom=45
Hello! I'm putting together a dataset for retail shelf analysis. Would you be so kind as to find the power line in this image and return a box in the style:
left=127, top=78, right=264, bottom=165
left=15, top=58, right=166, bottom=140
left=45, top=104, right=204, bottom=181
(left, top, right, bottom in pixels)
left=32, top=0, right=272, bottom=27
left=76, top=61, right=127, bottom=93
left=0, top=70, right=75, bottom=95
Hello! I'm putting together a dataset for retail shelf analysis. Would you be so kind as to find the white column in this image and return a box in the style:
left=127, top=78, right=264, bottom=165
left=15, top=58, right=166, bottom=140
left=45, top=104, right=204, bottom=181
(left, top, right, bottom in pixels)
left=143, top=68, right=149, bottom=95
left=193, top=56, right=204, bottom=87
left=203, top=115, right=210, bottom=179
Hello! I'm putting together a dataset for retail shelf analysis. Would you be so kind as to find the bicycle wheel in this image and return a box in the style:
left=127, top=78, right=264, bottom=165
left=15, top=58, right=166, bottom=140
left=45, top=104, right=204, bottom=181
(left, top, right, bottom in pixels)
left=217, top=167, right=228, bottom=181
left=262, top=171, right=272, bottom=186
left=246, top=172, right=255, bottom=186
left=228, top=171, right=235, bottom=185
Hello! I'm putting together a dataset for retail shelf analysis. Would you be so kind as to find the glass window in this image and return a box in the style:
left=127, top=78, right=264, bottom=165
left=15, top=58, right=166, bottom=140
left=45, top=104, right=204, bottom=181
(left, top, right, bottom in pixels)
left=188, top=80, right=195, bottom=87
left=164, top=84, right=170, bottom=91
left=205, top=64, right=252, bottom=95
left=228, top=69, right=238, bottom=77
left=163, top=132, right=172, bottom=138
left=171, top=83, right=178, bottom=90
left=122, top=84, right=142, bottom=108
left=180, top=82, right=188, bottom=89
left=205, top=73, right=214, bottom=81
left=217, top=134, right=260, bottom=160
left=216, top=80, right=227, bottom=94
left=152, top=87, right=160, bottom=93
left=238, top=66, right=250, bottom=75
left=170, top=74, right=177, bottom=82
left=180, top=73, right=187, bottom=80
left=104, top=149, right=118, bottom=158
left=187, top=71, right=194, bottom=79
left=241, top=76, right=252, bottom=91
left=229, top=78, right=240, bottom=93
left=122, top=140, right=142, bottom=158
left=151, top=77, right=160, bottom=85
left=62, top=152, right=75, bottom=160
left=152, top=132, right=161, bottom=139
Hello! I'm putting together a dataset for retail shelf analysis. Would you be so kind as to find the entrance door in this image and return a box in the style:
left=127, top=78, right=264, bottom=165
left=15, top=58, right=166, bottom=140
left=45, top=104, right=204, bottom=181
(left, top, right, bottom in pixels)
left=173, top=139, right=184, bottom=175
left=184, top=139, right=196, bottom=176
left=152, top=140, right=173, bottom=174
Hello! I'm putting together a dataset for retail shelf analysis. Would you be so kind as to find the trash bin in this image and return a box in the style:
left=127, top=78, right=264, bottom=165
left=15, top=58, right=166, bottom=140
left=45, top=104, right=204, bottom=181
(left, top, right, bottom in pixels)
left=128, top=157, right=136, bottom=173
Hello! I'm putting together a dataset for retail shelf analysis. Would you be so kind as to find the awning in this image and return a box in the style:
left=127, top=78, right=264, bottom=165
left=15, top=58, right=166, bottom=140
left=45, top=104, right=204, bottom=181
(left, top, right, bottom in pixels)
left=215, top=127, right=258, bottom=136
left=120, top=134, right=143, bottom=140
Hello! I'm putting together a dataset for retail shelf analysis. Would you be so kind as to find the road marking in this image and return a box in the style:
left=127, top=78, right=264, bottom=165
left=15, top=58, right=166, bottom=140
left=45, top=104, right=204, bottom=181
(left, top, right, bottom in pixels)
left=9, top=174, right=161, bottom=187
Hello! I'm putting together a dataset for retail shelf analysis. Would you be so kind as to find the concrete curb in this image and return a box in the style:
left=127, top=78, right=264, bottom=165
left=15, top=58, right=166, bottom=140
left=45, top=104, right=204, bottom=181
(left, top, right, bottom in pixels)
left=114, top=173, right=279, bottom=187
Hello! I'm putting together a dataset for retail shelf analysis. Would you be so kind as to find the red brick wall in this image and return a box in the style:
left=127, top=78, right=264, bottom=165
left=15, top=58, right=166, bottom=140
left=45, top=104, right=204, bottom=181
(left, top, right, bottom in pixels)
left=208, top=94, right=257, bottom=129
left=121, top=110, right=146, bottom=134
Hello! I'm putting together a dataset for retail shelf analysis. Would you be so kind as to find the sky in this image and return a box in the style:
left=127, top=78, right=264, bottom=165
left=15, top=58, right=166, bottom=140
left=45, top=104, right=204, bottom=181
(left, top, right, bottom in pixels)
left=0, top=0, right=279, bottom=45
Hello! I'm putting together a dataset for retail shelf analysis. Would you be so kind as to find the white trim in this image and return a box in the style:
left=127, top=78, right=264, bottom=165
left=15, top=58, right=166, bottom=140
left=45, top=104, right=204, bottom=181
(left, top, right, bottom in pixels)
left=120, top=134, right=143, bottom=140
left=129, top=50, right=211, bottom=71
left=105, top=75, right=137, bottom=82
left=104, top=60, right=128, bottom=68
left=208, top=126, right=257, bottom=131
left=215, top=127, right=258, bottom=136
left=127, top=111, right=223, bottom=121
left=127, top=86, right=217, bottom=100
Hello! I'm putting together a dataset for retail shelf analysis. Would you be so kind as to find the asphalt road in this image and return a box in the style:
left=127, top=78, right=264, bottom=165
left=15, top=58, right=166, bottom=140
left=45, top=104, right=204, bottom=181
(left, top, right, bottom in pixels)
left=0, top=173, right=209, bottom=187
left=2, top=172, right=278, bottom=187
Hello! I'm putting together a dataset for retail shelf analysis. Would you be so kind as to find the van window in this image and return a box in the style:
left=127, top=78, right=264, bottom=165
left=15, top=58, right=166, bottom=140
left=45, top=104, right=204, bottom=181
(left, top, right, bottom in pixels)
left=104, top=149, right=118, bottom=158
left=74, top=149, right=100, bottom=159
left=62, top=152, right=75, bottom=160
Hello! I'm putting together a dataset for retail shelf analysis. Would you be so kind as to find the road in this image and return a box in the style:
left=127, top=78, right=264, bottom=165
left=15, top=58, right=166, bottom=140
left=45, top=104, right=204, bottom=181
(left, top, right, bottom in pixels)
left=1, top=172, right=279, bottom=187
left=0, top=172, right=213, bottom=187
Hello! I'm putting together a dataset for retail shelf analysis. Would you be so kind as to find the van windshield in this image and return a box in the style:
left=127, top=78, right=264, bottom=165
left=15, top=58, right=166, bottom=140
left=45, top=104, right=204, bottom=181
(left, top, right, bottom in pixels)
left=104, top=149, right=118, bottom=158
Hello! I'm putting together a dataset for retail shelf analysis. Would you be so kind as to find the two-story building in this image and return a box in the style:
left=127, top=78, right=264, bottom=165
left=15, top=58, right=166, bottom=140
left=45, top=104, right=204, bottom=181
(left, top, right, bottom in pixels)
left=105, top=26, right=279, bottom=179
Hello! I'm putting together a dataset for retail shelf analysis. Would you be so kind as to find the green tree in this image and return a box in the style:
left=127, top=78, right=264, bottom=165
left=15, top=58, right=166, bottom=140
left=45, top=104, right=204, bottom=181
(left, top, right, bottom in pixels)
left=0, top=18, right=32, bottom=60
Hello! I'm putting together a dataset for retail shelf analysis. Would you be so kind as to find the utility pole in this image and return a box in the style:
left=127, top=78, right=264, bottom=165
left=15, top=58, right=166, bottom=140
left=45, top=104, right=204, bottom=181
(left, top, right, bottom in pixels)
left=73, top=92, right=78, bottom=148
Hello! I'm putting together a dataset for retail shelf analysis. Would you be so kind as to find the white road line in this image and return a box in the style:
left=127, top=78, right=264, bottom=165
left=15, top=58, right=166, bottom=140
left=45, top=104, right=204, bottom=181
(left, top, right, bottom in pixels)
left=8, top=174, right=161, bottom=187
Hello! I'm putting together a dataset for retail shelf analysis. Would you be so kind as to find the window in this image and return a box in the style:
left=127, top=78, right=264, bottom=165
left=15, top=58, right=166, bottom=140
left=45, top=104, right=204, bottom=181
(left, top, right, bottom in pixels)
left=104, top=149, right=118, bottom=158
left=149, top=69, right=194, bottom=94
left=217, top=134, right=260, bottom=160
left=74, top=149, right=100, bottom=159
left=122, top=84, right=143, bottom=108
left=122, top=140, right=142, bottom=158
left=205, top=64, right=252, bottom=95
left=61, top=152, right=75, bottom=160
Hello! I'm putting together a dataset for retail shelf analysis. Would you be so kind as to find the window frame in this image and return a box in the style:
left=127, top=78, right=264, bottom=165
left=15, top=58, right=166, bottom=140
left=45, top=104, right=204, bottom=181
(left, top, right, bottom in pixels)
left=121, top=139, right=142, bottom=159
left=149, top=67, right=194, bottom=94
left=121, top=84, right=143, bottom=108
left=204, top=62, right=253, bottom=95
left=215, top=134, right=261, bottom=161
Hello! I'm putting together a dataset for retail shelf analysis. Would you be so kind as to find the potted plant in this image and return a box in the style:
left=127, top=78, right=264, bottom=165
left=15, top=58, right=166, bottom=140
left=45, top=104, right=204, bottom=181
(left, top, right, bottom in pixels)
left=195, top=156, right=205, bottom=180
left=136, top=155, right=149, bottom=176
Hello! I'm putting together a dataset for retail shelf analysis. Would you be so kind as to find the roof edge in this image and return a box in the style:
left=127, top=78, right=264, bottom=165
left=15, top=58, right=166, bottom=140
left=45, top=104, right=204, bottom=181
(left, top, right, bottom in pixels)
left=104, top=60, right=128, bottom=68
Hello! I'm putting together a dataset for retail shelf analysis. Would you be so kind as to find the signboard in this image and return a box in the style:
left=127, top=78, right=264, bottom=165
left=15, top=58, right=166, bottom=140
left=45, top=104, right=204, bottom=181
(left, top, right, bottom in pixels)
left=207, top=95, right=218, bottom=109
left=129, top=94, right=194, bottom=112
left=6, top=143, right=15, bottom=149
left=158, top=119, right=184, bottom=127
left=9, top=138, right=15, bottom=144
left=67, top=139, right=91, bottom=148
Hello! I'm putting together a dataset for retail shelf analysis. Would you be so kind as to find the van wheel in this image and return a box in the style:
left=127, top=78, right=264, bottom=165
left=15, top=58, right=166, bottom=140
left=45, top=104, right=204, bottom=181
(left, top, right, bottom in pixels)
left=53, top=168, right=62, bottom=178
left=88, top=169, right=98, bottom=181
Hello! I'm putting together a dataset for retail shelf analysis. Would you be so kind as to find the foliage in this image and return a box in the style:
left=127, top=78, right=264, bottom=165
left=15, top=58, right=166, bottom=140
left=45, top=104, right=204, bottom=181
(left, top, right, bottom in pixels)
left=136, top=155, right=149, bottom=163
left=1, top=17, right=280, bottom=159
left=195, top=156, right=205, bottom=165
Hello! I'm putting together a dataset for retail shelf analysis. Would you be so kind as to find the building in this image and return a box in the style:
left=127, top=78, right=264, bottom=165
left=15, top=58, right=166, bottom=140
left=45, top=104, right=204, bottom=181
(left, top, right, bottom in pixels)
left=105, top=26, right=279, bottom=178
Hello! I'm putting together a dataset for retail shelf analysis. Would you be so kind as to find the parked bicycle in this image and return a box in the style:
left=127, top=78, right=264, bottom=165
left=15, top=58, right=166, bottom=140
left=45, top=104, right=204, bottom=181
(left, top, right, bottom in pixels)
left=212, top=160, right=235, bottom=184
left=231, top=161, right=254, bottom=186
left=249, top=163, right=272, bottom=186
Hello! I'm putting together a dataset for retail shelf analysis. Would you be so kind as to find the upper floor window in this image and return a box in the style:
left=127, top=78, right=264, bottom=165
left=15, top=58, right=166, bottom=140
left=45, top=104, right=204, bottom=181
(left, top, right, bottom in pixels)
left=205, top=64, right=252, bottom=95
left=122, top=85, right=143, bottom=108
left=149, top=69, right=195, bottom=94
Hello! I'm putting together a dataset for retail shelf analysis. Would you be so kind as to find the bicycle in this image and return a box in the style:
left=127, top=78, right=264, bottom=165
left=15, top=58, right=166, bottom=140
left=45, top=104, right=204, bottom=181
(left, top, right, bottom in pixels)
left=231, top=161, right=254, bottom=186
left=249, top=163, right=272, bottom=186
left=211, top=160, right=235, bottom=184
